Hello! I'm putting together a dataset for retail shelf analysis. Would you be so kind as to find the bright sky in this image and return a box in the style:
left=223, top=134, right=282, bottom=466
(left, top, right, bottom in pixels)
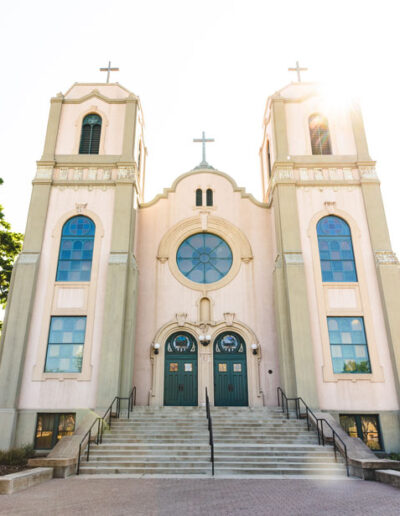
left=1, top=0, right=400, bottom=253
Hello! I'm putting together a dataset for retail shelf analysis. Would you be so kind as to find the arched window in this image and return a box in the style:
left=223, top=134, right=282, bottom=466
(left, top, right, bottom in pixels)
left=206, top=189, right=213, bottom=206
left=309, top=114, right=331, bottom=155
left=317, top=216, right=357, bottom=282
left=56, top=216, right=95, bottom=282
left=79, top=114, right=102, bottom=154
left=195, top=188, right=203, bottom=206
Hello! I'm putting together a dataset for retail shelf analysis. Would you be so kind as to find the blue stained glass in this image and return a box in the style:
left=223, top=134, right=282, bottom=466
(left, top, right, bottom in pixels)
left=45, top=317, right=86, bottom=373
left=328, top=317, right=371, bottom=374
left=317, top=216, right=357, bottom=282
left=56, top=216, right=95, bottom=282
left=176, top=233, right=233, bottom=284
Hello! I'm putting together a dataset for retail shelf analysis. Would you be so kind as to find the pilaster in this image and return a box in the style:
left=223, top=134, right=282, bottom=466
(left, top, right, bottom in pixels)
left=272, top=177, right=319, bottom=406
left=0, top=178, right=51, bottom=449
left=40, top=94, right=63, bottom=163
left=120, top=95, right=138, bottom=163
left=96, top=180, right=138, bottom=409
left=361, top=179, right=400, bottom=402
left=272, top=99, right=289, bottom=163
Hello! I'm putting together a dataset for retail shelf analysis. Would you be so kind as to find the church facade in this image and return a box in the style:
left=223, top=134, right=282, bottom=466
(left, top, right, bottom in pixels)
left=1, top=80, right=400, bottom=454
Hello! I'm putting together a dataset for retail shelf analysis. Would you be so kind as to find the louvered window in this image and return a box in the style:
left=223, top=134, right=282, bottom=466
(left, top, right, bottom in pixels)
left=79, top=114, right=102, bottom=154
left=196, top=189, right=203, bottom=206
left=309, top=114, right=331, bottom=155
left=206, top=189, right=213, bottom=206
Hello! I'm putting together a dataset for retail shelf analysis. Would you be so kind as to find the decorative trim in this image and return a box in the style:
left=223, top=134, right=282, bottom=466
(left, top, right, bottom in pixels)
left=223, top=312, right=235, bottom=326
left=157, top=215, right=253, bottom=292
left=284, top=252, right=304, bottom=264
left=35, top=167, right=53, bottom=180
left=176, top=313, right=188, bottom=326
left=359, top=166, right=378, bottom=179
left=18, top=253, right=40, bottom=264
left=375, top=251, right=399, bottom=265
left=75, top=203, right=87, bottom=213
left=108, top=253, right=128, bottom=264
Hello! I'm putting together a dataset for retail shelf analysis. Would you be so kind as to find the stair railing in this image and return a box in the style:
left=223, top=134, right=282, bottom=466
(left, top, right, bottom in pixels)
left=77, top=386, right=136, bottom=475
left=277, top=387, right=349, bottom=476
left=205, top=387, right=215, bottom=476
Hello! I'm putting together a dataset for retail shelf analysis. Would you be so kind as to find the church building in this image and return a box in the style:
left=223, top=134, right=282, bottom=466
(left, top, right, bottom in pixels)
left=1, top=74, right=400, bottom=456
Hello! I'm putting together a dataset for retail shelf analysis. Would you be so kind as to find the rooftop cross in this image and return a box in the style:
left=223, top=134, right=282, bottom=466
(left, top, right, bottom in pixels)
left=288, top=60, right=308, bottom=82
left=193, top=131, right=215, bottom=169
left=100, top=61, right=120, bottom=83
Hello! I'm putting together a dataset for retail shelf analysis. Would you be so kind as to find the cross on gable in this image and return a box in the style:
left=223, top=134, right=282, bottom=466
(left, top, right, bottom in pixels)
left=100, top=61, right=120, bottom=83
left=193, top=131, right=215, bottom=169
left=288, top=61, right=308, bottom=82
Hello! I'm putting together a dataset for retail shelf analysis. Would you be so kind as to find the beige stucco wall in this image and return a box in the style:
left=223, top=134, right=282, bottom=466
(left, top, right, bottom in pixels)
left=134, top=171, right=280, bottom=406
left=18, top=186, right=115, bottom=410
left=297, top=185, right=399, bottom=412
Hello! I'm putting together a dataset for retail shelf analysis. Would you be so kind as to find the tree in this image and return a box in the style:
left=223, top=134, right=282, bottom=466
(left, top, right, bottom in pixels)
left=0, top=178, right=24, bottom=330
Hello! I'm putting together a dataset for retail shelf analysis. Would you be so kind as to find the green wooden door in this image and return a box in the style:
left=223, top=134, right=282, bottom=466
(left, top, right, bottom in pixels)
left=164, top=332, right=198, bottom=406
left=214, top=332, right=248, bottom=406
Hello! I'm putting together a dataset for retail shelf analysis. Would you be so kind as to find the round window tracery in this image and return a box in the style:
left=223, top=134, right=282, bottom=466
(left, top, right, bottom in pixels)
left=176, top=233, right=233, bottom=284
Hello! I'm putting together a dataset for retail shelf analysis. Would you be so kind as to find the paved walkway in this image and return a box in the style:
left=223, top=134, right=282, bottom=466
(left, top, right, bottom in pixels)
left=1, top=477, right=399, bottom=515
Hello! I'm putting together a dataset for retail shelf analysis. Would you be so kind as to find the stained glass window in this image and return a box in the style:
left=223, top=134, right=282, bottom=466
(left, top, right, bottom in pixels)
left=176, top=233, right=232, bottom=284
left=56, top=216, right=95, bottom=282
left=328, top=317, right=371, bottom=374
left=309, top=114, right=331, bottom=155
left=79, top=114, right=101, bottom=154
left=44, top=316, right=86, bottom=373
left=317, top=216, right=357, bottom=282
left=215, top=332, right=245, bottom=354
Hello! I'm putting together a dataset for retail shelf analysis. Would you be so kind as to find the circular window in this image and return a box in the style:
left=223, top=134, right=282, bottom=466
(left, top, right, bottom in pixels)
left=176, top=233, right=233, bottom=284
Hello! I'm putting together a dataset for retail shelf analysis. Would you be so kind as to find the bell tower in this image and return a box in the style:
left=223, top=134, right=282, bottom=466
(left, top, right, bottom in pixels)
left=0, top=80, right=146, bottom=449
left=260, top=79, right=400, bottom=416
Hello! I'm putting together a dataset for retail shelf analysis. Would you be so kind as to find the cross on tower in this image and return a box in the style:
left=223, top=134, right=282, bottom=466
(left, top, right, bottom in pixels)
left=193, top=131, right=215, bottom=169
left=100, top=61, right=120, bottom=83
left=288, top=60, right=308, bottom=82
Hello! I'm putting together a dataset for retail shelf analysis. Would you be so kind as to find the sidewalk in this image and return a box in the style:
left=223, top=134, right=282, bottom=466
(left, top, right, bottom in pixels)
left=0, top=477, right=399, bottom=515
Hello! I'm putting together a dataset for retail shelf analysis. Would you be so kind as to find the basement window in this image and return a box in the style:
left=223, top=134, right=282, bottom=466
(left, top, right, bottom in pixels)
left=34, top=413, right=76, bottom=450
left=339, top=414, right=382, bottom=451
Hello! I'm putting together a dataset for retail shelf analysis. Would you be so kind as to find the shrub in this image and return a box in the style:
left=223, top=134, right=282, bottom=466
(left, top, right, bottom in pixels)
left=389, top=452, right=400, bottom=461
left=0, top=445, right=35, bottom=466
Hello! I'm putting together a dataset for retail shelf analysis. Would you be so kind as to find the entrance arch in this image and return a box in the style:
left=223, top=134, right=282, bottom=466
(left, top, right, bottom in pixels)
left=213, top=331, right=248, bottom=406
left=164, top=332, right=198, bottom=406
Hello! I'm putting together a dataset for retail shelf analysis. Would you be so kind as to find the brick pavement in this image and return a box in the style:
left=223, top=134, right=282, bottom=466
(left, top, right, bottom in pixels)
left=0, top=478, right=399, bottom=515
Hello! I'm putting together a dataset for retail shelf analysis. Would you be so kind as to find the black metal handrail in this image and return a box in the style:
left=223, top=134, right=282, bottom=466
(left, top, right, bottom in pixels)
left=77, top=386, right=136, bottom=474
left=277, top=387, right=349, bottom=476
left=205, top=387, right=215, bottom=476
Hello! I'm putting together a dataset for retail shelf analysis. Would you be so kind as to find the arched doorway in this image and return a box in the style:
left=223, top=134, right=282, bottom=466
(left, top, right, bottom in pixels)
left=213, top=332, right=248, bottom=406
left=164, top=332, right=198, bottom=406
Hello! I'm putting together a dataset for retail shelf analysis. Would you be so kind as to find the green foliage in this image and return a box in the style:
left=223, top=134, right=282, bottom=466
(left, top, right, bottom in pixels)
left=389, top=452, right=400, bottom=461
left=0, top=444, right=35, bottom=466
left=0, top=177, right=23, bottom=313
left=343, top=360, right=371, bottom=373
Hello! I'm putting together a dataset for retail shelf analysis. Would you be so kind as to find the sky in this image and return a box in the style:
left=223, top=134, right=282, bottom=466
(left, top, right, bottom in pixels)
left=1, top=0, right=400, bottom=253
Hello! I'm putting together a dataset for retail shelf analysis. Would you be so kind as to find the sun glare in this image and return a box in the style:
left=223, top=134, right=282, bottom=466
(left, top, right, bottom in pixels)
left=319, top=80, right=356, bottom=114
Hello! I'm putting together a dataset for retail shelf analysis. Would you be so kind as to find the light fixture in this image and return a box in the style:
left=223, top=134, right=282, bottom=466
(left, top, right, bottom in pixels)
left=153, top=343, right=160, bottom=355
left=206, top=335, right=211, bottom=342
left=200, top=335, right=208, bottom=346
left=251, top=343, right=258, bottom=355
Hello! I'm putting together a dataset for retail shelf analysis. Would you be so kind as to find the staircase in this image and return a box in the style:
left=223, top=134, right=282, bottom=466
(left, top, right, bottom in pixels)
left=78, top=406, right=347, bottom=477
